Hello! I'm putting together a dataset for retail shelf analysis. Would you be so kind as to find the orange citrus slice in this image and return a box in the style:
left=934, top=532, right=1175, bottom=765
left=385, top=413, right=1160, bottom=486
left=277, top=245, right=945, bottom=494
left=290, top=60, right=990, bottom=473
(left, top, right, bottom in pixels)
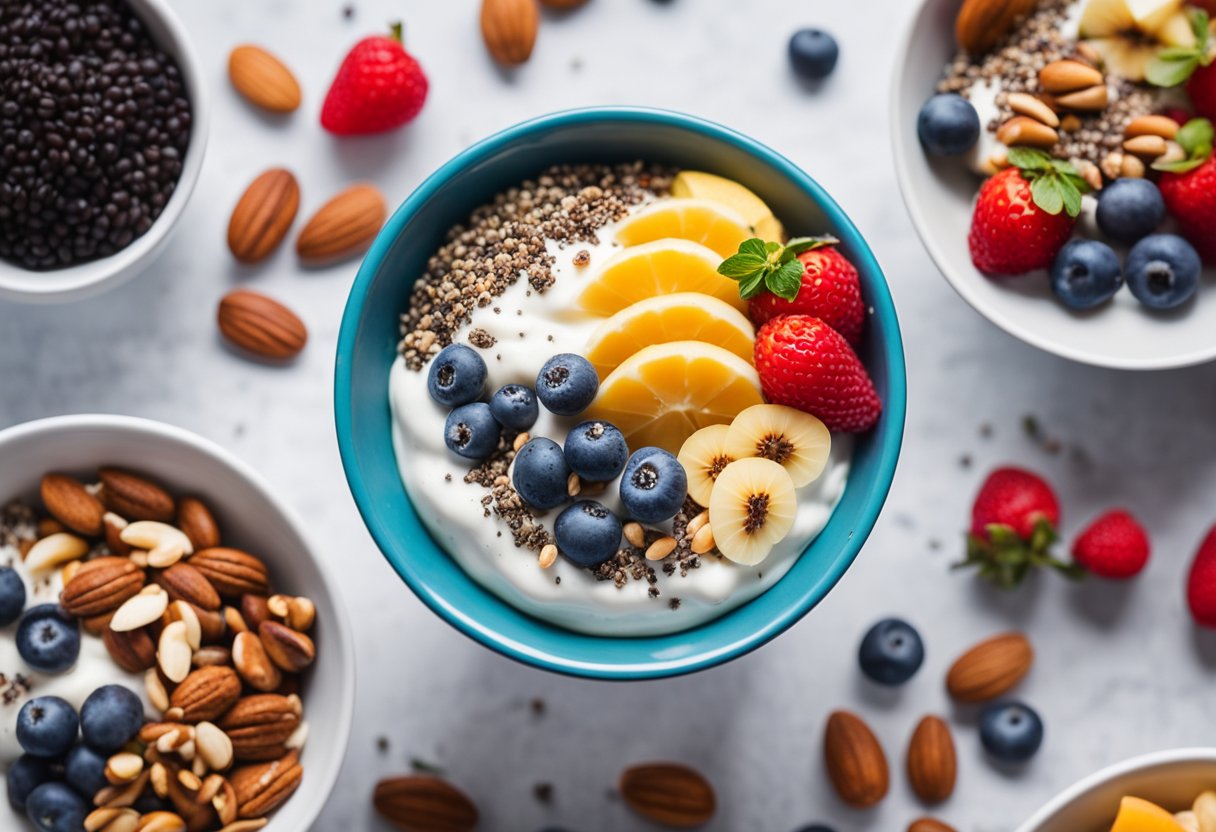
left=576, top=239, right=746, bottom=316
left=614, top=199, right=752, bottom=258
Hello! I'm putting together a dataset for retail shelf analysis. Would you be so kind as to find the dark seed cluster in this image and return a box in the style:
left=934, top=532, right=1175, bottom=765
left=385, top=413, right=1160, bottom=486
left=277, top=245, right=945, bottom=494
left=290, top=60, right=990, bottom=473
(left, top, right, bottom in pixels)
left=0, top=0, right=192, bottom=270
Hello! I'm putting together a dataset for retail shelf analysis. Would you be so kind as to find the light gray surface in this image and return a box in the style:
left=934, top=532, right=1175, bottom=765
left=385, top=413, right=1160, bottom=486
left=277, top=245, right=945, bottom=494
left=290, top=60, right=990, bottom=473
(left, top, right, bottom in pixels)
left=2, top=1, right=1215, bottom=830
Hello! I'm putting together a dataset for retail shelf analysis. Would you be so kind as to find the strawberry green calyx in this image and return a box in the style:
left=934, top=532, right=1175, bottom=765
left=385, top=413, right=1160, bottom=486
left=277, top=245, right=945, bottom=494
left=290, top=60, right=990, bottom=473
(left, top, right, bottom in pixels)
left=718, top=235, right=838, bottom=301
left=1006, top=147, right=1090, bottom=218
left=1153, top=118, right=1214, bottom=173
left=955, top=518, right=1086, bottom=589
left=389, top=21, right=404, bottom=43
left=1147, top=9, right=1212, bottom=87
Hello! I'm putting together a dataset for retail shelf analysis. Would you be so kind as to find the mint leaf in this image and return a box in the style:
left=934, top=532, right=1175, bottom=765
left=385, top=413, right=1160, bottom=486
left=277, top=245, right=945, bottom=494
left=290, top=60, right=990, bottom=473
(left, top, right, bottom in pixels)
left=1153, top=156, right=1209, bottom=173
left=738, top=237, right=768, bottom=260
left=766, top=260, right=804, bottom=300
left=1031, top=177, right=1065, bottom=215
left=1006, top=147, right=1053, bottom=171
left=1193, top=8, right=1211, bottom=44
left=1060, top=179, right=1083, bottom=217
left=717, top=254, right=766, bottom=279
left=717, top=235, right=840, bottom=303
left=1148, top=54, right=1200, bottom=87
left=1178, top=118, right=1215, bottom=157
left=1010, top=153, right=1088, bottom=218
left=781, top=235, right=839, bottom=261
left=738, top=270, right=768, bottom=299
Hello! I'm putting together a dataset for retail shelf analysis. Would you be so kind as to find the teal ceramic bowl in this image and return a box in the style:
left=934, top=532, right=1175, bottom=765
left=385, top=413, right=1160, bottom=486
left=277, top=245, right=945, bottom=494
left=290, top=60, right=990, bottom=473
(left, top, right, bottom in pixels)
left=335, top=107, right=906, bottom=680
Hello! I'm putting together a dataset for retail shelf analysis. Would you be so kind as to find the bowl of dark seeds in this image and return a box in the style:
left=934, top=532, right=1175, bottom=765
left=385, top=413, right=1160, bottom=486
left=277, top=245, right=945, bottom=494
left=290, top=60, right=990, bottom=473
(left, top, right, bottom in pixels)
left=0, top=0, right=208, bottom=302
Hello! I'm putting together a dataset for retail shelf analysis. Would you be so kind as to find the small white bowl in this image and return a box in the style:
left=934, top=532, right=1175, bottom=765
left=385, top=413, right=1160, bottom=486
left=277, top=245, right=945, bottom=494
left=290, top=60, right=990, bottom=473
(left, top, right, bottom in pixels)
left=1015, top=748, right=1216, bottom=832
left=0, top=0, right=209, bottom=304
left=892, top=0, right=1216, bottom=370
left=0, top=414, right=354, bottom=831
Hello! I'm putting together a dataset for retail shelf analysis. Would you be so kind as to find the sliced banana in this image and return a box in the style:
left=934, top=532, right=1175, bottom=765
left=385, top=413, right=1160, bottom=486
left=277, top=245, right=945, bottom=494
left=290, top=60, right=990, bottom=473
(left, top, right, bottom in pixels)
left=724, top=404, right=831, bottom=488
left=708, top=458, right=797, bottom=566
left=677, top=424, right=736, bottom=507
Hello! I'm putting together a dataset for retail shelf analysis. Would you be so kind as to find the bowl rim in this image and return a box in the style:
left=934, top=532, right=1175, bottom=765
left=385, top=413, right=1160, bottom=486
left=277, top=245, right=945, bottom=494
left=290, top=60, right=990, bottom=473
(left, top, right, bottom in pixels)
left=1012, top=747, right=1216, bottom=832
left=335, top=105, right=906, bottom=679
left=888, top=0, right=1216, bottom=372
left=0, top=413, right=355, bottom=829
left=0, top=0, right=210, bottom=304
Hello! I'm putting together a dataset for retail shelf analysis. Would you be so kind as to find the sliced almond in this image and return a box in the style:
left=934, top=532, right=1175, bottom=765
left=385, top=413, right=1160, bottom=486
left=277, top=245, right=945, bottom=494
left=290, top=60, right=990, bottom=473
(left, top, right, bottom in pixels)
left=1124, top=134, right=1169, bottom=157
left=538, top=544, right=558, bottom=569
left=86, top=807, right=140, bottom=832
left=158, top=620, right=194, bottom=683
left=167, top=600, right=202, bottom=650
left=690, top=524, right=716, bottom=555
left=105, top=752, right=145, bottom=785
left=1039, top=59, right=1103, bottom=93
left=25, top=532, right=90, bottom=574
left=1124, top=114, right=1179, bottom=140
left=1055, top=84, right=1108, bottom=111
left=111, top=585, right=169, bottom=632
left=146, top=668, right=170, bottom=712
left=1007, top=92, right=1059, bottom=127
left=645, top=537, right=677, bottom=561
left=622, top=522, right=645, bottom=548
left=196, top=721, right=235, bottom=772
left=120, top=521, right=193, bottom=568
left=686, top=510, right=710, bottom=538
left=996, top=116, right=1058, bottom=149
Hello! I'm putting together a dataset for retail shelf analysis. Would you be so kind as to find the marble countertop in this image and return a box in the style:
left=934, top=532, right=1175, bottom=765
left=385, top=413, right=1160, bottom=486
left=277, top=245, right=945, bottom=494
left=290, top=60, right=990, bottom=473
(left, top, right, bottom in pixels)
left=3, top=0, right=1216, bottom=829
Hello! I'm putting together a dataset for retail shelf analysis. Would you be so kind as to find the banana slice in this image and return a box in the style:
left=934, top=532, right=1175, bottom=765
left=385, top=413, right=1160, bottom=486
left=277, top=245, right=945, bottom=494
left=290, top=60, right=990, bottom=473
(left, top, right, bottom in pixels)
left=724, top=404, right=831, bottom=488
left=708, top=458, right=797, bottom=566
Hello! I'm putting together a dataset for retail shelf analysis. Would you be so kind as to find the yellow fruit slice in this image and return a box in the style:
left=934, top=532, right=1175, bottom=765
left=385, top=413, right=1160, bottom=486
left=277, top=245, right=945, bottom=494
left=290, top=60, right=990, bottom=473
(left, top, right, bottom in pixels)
left=708, top=457, right=797, bottom=566
left=577, top=239, right=747, bottom=316
left=677, top=424, right=736, bottom=507
left=725, top=404, right=831, bottom=488
left=1109, top=796, right=1187, bottom=832
left=585, top=341, right=763, bottom=455
left=614, top=199, right=752, bottom=259
left=583, top=292, right=755, bottom=378
left=671, top=170, right=785, bottom=243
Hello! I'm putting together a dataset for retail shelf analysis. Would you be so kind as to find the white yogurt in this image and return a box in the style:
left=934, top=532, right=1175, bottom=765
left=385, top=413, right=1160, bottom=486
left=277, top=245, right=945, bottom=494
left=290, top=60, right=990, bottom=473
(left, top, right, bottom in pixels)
left=388, top=214, right=852, bottom=637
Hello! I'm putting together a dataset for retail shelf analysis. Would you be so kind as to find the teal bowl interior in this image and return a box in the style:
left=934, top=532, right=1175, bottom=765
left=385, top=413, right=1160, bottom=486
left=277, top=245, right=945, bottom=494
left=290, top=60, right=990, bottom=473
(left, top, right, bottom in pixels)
left=335, top=107, right=906, bottom=680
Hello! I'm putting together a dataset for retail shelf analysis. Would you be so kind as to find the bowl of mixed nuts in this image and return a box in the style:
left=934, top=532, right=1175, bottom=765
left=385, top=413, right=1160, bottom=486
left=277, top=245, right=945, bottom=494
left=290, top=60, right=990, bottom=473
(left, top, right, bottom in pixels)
left=0, top=414, right=353, bottom=831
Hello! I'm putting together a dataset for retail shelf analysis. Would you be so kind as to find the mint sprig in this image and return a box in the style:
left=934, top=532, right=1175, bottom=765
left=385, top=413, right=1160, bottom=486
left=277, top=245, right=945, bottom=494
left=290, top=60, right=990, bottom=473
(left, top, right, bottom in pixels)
left=1147, top=9, right=1212, bottom=87
left=717, top=235, right=838, bottom=301
left=1006, top=147, right=1090, bottom=218
left=1153, top=117, right=1214, bottom=173
left=954, top=518, right=1086, bottom=590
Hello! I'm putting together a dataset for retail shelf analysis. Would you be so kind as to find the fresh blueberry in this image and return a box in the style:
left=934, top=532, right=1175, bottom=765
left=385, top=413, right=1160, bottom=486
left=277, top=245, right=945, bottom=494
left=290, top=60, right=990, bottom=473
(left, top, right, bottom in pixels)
left=792, top=826, right=837, bottom=832
left=1049, top=239, right=1123, bottom=310
left=917, top=94, right=981, bottom=156
left=64, top=743, right=108, bottom=800
left=619, top=448, right=688, bottom=524
left=535, top=354, right=599, bottom=417
left=80, top=685, right=144, bottom=753
left=489, top=384, right=539, bottom=432
left=563, top=421, right=629, bottom=483
left=554, top=500, right=623, bottom=568
left=426, top=344, right=487, bottom=407
left=15, top=605, right=80, bottom=673
left=858, top=618, right=925, bottom=686
left=7, top=754, right=55, bottom=811
left=788, top=28, right=839, bottom=80
left=444, top=402, right=501, bottom=460
left=17, top=697, right=78, bottom=758
left=1125, top=233, right=1201, bottom=310
left=0, top=564, right=26, bottom=626
left=1096, top=178, right=1165, bottom=243
left=979, top=700, right=1044, bottom=763
left=512, top=437, right=573, bottom=510
left=26, top=781, right=89, bottom=832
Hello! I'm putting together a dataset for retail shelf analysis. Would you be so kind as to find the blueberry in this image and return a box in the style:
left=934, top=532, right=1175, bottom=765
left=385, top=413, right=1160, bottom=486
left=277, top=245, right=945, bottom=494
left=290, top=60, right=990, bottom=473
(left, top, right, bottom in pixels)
left=1096, top=178, right=1164, bottom=243
left=1125, top=233, right=1201, bottom=310
left=26, top=781, right=89, bottom=832
left=563, top=421, right=629, bottom=483
left=80, top=685, right=144, bottom=753
left=426, top=344, right=487, bottom=407
left=1049, top=239, right=1123, bottom=310
left=0, top=564, right=26, bottom=626
left=513, top=437, right=572, bottom=510
left=444, top=402, right=501, bottom=460
left=917, top=94, right=981, bottom=156
left=535, top=354, right=599, bottom=417
left=979, top=700, right=1044, bottom=763
left=17, top=697, right=78, bottom=758
left=619, top=448, right=687, bottom=524
left=489, top=384, right=539, bottom=432
left=64, top=743, right=108, bottom=800
left=858, top=618, right=925, bottom=686
left=554, top=500, right=623, bottom=568
left=15, top=605, right=80, bottom=673
left=7, top=754, right=55, bottom=811
left=788, top=28, right=839, bottom=80
left=792, top=826, right=837, bottom=832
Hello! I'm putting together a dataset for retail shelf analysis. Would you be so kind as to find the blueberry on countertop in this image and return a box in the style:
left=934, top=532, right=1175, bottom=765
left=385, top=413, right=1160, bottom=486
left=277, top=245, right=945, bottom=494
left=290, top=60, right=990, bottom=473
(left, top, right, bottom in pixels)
left=1050, top=239, right=1123, bottom=310
left=7, top=754, right=55, bottom=812
left=536, top=354, right=599, bottom=417
left=917, top=94, right=980, bottom=156
left=554, top=501, right=623, bottom=568
left=513, top=437, right=573, bottom=510
left=1096, top=178, right=1164, bottom=243
left=858, top=618, right=924, bottom=686
left=1125, top=233, right=1201, bottom=310
left=444, top=402, right=501, bottom=460
left=489, top=384, right=539, bottom=432
left=619, top=448, right=687, bottom=524
left=427, top=344, right=487, bottom=407
left=979, top=700, right=1044, bottom=763
left=64, top=743, right=108, bottom=800
left=17, top=697, right=78, bottom=758
left=25, top=781, right=89, bottom=832
left=0, top=564, right=26, bottom=626
left=16, top=604, right=80, bottom=674
left=564, top=421, right=629, bottom=483
left=788, top=28, right=839, bottom=80
left=80, top=685, right=143, bottom=754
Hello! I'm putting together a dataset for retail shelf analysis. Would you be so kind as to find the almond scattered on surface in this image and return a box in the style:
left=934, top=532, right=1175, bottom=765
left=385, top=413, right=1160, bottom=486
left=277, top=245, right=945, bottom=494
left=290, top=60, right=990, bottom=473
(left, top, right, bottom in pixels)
left=373, top=775, right=479, bottom=832
left=906, top=715, right=957, bottom=804
left=823, top=710, right=889, bottom=808
left=228, top=45, right=302, bottom=113
left=480, top=0, right=541, bottom=66
left=618, top=762, right=716, bottom=829
left=908, top=818, right=959, bottom=832
left=217, top=290, right=308, bottom=361
left=946, top=631, right=1033, bottom=703
left=227, top=168, right=300, bottom=264
left=295, top=183, right=386, bottom=264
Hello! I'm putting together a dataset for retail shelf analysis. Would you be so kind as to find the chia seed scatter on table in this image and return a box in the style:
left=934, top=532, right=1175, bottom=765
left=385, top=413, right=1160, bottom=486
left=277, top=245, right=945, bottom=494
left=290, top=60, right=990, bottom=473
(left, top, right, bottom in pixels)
left=0, top=0, right=192, bottom=270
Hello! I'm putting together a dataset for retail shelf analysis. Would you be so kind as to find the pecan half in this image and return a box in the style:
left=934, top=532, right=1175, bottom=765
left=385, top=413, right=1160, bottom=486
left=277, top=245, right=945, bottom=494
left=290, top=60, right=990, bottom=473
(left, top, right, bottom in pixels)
left=61, top=556, right=145, bottom=617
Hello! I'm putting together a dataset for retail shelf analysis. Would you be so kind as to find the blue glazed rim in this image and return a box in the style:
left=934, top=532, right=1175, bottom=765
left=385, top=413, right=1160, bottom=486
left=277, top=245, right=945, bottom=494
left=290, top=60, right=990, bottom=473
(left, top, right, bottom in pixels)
left=335, top=107, right=906, bottom=680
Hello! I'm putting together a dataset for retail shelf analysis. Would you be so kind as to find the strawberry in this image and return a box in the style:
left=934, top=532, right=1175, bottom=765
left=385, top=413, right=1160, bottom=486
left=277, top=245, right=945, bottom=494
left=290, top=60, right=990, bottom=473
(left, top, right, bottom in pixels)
left=1071, top=509, right=1151, bottom=579
left=1187, top=525, right=1216, bottom=628
left=1160, top=155, right=1216, bottom=265
left=747, top=245, right=865, bottom=344
left=1187, top=59, right=1216, bottom=121
left=752, top=315, right=881, bottom=433
left=321, top=23, right=428, bottom=136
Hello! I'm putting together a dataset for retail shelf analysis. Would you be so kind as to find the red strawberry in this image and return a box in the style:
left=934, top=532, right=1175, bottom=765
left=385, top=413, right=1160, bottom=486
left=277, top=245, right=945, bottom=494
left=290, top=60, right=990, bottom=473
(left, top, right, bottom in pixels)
left=752, top=315, right=881, bottom=432
left=1071, top=509, right=1150, bottom=579
left=1160, top=156, right=1216, bottom=264
left=747, top=246, right=865, bottom=343
left=968, top=167, right=1077, bottom=276
left=1187, top=525, right=1216, bottom=627
left=1188, top=63, right=1216, bottom=122
left=321, top=23, right=428, bottom=136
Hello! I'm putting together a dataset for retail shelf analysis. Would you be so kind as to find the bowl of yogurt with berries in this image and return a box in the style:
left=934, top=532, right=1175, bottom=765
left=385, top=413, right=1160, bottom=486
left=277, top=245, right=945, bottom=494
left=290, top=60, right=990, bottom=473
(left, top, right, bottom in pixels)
left=893, top=0, right=1216, bottom=369
left=336, top=108, right=906, bottom=679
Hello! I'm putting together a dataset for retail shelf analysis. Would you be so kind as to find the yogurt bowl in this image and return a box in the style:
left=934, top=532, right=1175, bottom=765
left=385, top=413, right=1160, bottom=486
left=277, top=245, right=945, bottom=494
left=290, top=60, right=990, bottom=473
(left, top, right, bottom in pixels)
left=336, top=107, right=906, bottom=679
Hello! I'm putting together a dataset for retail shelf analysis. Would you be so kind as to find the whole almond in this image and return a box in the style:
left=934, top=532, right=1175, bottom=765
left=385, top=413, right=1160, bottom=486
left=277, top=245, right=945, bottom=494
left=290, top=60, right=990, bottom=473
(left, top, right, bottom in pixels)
left=217, top=290, right=308, bottom=361
left=907, top=716, right=957, bottom=804
left=258, top=620, right=316, bottom=672
left=946, top=631, right=1033, bottom=703
left=240, top=594, right=272, bottom=630
left=619, top=762, right=716, bottom=828
left=170, top=666, right=242, bottom=723
left=227, top=169, right=300, bottom=264
left=955, top=0, right=1036, bottom=54
left=99, top=468, right=176, bottom=523
left=823, top=711, right=889, bottom=808
left=230, top=750, right=303, bottom=818
left=103, top=626, right=158, bottom=673
left=232, top=630, right=282, bottom=692
left=996, top=116, right=1059, bottom=149
left=1125, top=114, right=1180, bottom=140
left=373, top=775, right=479, bottom=832
left=228, top=45, right=301, bottom=114
left=1123, top=134, right=1169, bottom=157
left=1006, top=92, right=1060, bottom=128
left=155, top=563, right=222, bottom=612
left=41, top=473, right=105, bottom=536
left=480, top=0, right=540, bottom=66
left=61, top=557, right=146, bottom=617
left=1055, top=84, right=1109, bottom=111
left=191, top=548, right=271, bottom=598
left=909, top=819, right=958, bottom=832
left=295, top=184, right=386, bottom=263
left=1039, top=59, right=1104, bottom=93
left=178, top=498, right=221, bottom=551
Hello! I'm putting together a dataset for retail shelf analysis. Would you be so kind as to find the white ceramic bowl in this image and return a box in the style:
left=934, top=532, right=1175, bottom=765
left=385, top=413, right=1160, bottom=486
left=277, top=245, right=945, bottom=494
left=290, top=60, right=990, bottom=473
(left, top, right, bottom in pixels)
left=1015, top=748, right=1216, bottom=832
left=0, top=0, right=209, bottom=304
left=0, top=415, right=353, bottom=831
left=892, top=0, right=1216, bottom=370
